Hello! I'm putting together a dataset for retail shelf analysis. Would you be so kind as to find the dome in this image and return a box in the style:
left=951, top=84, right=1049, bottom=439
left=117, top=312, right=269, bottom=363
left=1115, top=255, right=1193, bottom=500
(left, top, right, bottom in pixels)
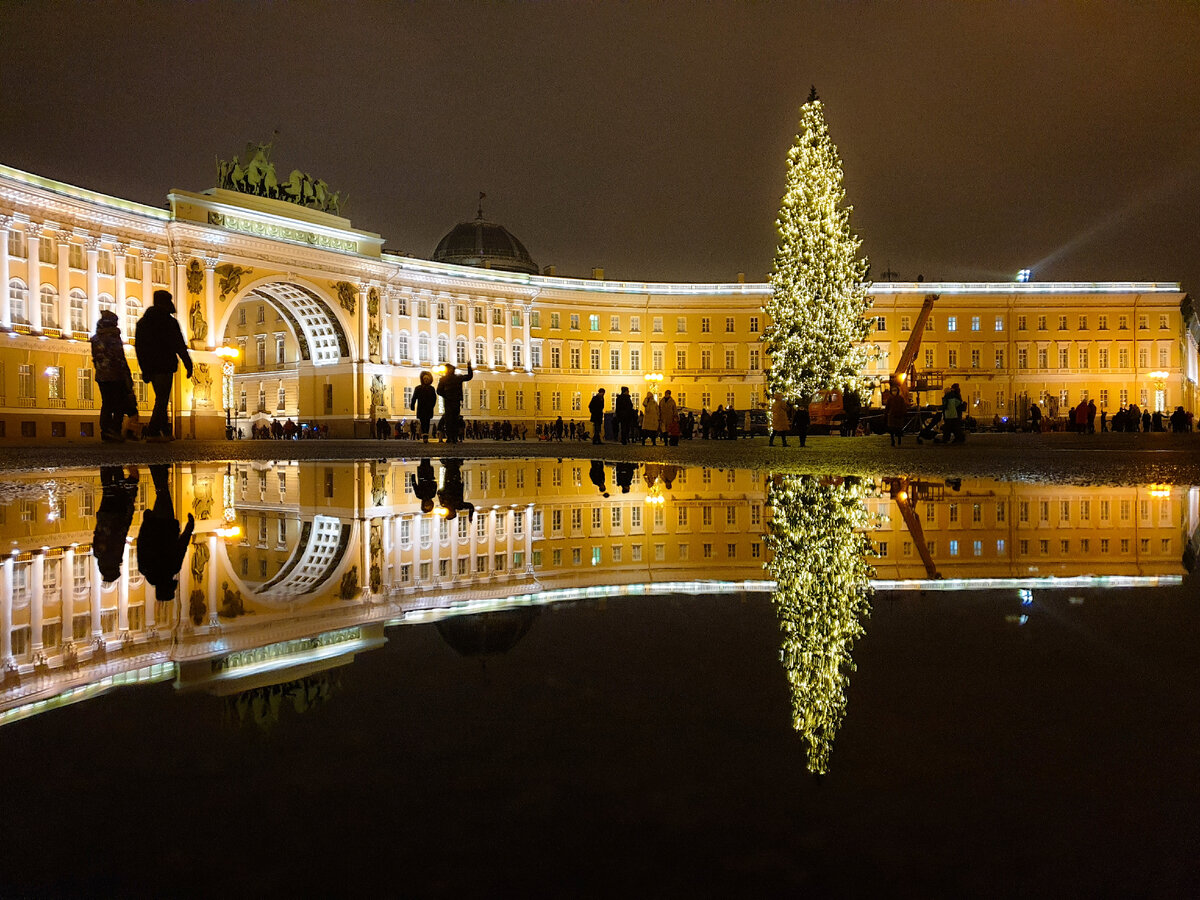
left=432, top=216, right=539, bottom=275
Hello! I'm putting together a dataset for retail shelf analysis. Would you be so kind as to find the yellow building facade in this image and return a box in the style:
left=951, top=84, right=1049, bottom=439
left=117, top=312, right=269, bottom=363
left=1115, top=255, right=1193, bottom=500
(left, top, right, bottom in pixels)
left=0, top=161, right=1196, bottom=441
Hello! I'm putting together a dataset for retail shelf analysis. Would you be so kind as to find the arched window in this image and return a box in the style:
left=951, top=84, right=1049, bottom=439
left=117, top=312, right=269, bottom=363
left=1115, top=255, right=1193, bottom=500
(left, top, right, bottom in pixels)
left=98, top=292, right=116, bottom=316
left=258, top=385, right=267, bottom=412
left=437, top=335, right=448, bottom=363
left=125, top=297, right=141, bottom=338
left=397, top=332, right=409, bottom=361
left=69, top=290, right=87, bottom=333
left=456, top=337, right=468, bottom=365
left=474, top=338, right=486, bottom=366
left=511, top=340, right=523, bottom=368
left=493, top=340, right=505, bottom=367
left=40, top=284, right=58, bottom=329
left=8, top=278, right=28, bottom=324
left=417, top=333, right=430, bottom=364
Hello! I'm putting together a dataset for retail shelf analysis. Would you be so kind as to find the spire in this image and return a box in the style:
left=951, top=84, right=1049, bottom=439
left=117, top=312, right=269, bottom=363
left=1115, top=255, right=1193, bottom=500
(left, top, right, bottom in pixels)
left=476, top=191, right=487, bottom=221
left=807, top=85, right=819, bottom=103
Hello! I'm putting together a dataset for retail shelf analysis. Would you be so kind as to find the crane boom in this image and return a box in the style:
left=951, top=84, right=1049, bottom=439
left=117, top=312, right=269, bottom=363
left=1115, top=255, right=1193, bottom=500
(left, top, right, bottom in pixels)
left=893, top=293, right=939, bottom=380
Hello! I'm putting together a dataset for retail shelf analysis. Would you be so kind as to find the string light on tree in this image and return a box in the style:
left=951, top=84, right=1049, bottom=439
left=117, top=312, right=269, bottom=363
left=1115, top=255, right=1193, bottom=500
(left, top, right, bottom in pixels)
left=762, top=87, right=873, bottom=404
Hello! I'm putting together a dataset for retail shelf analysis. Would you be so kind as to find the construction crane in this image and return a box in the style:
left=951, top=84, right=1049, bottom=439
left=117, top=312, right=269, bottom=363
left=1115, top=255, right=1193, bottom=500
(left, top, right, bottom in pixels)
left=886, top=477, right=943, bottom=580
left=889, top=293, right=943, bottom=405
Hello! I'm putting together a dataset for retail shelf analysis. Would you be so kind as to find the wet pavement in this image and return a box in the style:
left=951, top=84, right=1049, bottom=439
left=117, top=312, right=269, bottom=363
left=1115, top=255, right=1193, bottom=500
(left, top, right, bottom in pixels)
left=2, top=431, right=1199, bottom=484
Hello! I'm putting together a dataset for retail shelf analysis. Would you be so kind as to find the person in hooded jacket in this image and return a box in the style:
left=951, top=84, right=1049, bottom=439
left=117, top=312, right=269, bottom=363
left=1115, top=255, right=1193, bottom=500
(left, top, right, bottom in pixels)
left=134, top=290, right=193, bottom=441
left=93, top=466, right=140, bottom=585
left=410, top=370, right=438, bottom=442
left=90, top=310, right=141, bottom=441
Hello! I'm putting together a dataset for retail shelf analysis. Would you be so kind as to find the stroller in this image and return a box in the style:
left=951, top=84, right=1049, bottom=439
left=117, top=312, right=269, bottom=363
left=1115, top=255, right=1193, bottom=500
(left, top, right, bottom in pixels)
left=915, top=411, right=943, bottom=444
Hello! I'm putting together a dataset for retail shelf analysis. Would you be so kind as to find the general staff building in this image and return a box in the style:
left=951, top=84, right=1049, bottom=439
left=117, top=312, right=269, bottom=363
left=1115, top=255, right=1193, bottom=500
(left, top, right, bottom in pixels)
left=0, top=162, right=1195, bottom=440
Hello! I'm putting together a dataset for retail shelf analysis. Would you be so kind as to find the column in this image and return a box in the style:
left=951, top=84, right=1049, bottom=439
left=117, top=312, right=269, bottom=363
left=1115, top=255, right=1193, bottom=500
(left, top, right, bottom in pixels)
left=30, top=551, right=44, bottom=651
left=86, top=235, right=101, bottom=333
left=467, top=301, right=477, bottom=363
left=26, top=223, right=42, bottom=331
left=409, top=294, right=420, bottom=363
left=449, top=520, right=459, bottom=582
left=431, top=517, right=441, bottom=583
left=90, top=554, right=102, bottom=637
left=485, top=302, right=495, bottom=366
left=523, top=304, right=533, bottom=372
left=380, top=291, right=391, bottom=365
left=525, top=502, right=534, bottom=571
left=0, top=214, right=11, bottom=328
left=56, top=231, right=71, bottom=331
left=141, top=248, right=155, bottom=306
left=61, top=549, right=74, bottom=644
left=207, top=534, right=219, bottom=625
left=504, top=304, right=513, bottom=370
left=357, top=283, right=369, bottom=363
left=172, top=252, right=187, bottom=312
left=505, top=508, right=515, bottom=571
left=117, top=543, right=130, bottom=633
left=204, top=256, right=218, bottom=349
left=2, top=556, right=13, bottom=662
left=114, top=243, right=128, bottom=338
left=487, top=510, right=496, bottom=568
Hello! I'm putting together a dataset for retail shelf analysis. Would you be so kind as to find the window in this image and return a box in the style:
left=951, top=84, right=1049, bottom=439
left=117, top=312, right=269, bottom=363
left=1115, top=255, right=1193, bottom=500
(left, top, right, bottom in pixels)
left=1098, top=348, right=1109, bottom=367
left=970, top=349, right=980, bottom=369
left=1037, top=315, right=1047, bottom=331
left=701, top=317, right=710, bottom=333
left=1058, top=315, right=1068, bottom=330
left=652, top=349, right=663, bottom=370
left=9, top=278, right=28, bottom=324
left=1138, top=347, right=1148, bottom=368
left=590, top=347, right=600, bottom=369
left=994, top=316, right=1004, bottom=331
left=749, top=348, right=760, bottom=370
left=492, top=307, right=504, bottom=326
left=70, top=243, right=85, bottom=269
left=1017, top=315, right=1027, bottom=331
left=589, top=314, right=600, bottom=331
left=1037, top=348, right=1048, bottom=368
left=550, top=346, right=561, bottom=368
left=749, top=316, right=759, bottom=333
left=437, top=335, right=448, bottom=363
left=725, top=349, right=735, bottom=370
left=550, top=312, right=560, bottom=329
left=700, top=349, right=711, bottom=370
left=493, top=340, right=507, bottom=366
left=1079, top=348, right=1089, bottom=368
left=652, top=316, right=663, bottom=333
left=995, top=349, right=1005, bottom=369
left=8, top=229, right=26, bottom=258
left=570, top=347, right=581, bottom=370
left=725, top=316, right=735, bottom=332
left=971, top=316, right=980, bottom=332
left=1158, top=347, right=1168, bottom=367
left=530, top=344, right=541, bottom=367
left=926, top=347, right=936, bottom=368
left=456, top=337, right=468, bottom=364
left=610, top=348, right=621, bottom=370
left=475, top=339, right=486, bottom=365
left=1058, top=348, right=1069, bottom=368
left=40, top=285, right=57, bottom=328
left=46, top=366, right=61, bottom=400
left=1138, top=315, right=1148, bottom=330
left=947, top=349, right=957, bottom=368
left=77, top=368, right=94, bottom=402
left=630, top=348, right=641, bottom=370
left=1118, top=348, right=1129, bottom=368
left=675, top=349, right=687, bottom=369
left=528, top=310, right=539, bottom=328
left=1159, top=314, right=1169, bottom=330
left=1119, top=315, right=1128, bottom=330
left=125, top=298, right=141, bottom=337
left=569, top=314, right=580, bottom=330
left=18, top=364, right=33, bottom=400
left=512, top=342, right=523, bottom=368
left=397, top=333, right=410, bottom=360
left=947, top=316, right=957, bottom=332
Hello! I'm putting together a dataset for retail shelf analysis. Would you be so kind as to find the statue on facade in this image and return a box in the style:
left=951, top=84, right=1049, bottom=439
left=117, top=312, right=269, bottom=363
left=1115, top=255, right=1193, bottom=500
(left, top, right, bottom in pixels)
left=370, top=374, right=386, bottom=413
left=186, top=258, right=204, bottom=296
left=189, top=300, right=208, bottom=345
left=192, top=361, right=212, bottom=402
left=334, top=281, right=357, bottom=314
left=216, top=264, right=251, bottom=300
left=215, top=143, right=345, bottom=214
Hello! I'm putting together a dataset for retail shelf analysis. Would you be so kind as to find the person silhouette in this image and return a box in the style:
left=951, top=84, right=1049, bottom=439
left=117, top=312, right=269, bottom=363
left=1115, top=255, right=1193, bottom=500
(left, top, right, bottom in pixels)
left=93, top=466, right=140, bottom=586
left=137, top=465, right=194, bottom=605
left=411, top=458, right=438, bottom=513
left=438, top=459, right=475, bottom=521
left=589, top=460, right=609, bottom=497
left=615, top=462, right=635, bottom=494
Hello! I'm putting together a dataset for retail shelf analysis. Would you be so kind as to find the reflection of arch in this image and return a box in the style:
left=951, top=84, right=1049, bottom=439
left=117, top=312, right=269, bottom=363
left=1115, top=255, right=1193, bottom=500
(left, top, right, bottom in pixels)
left=218, top=277, right=354, bottom=365
left=435, top=606, right=539, bottom=657
left=218, top=514, right=354, bottom=607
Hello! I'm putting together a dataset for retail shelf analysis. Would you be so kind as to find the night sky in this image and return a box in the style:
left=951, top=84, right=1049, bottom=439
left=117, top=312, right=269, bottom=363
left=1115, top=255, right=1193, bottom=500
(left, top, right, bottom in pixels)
left=2, top=2, right=1197, bottom=291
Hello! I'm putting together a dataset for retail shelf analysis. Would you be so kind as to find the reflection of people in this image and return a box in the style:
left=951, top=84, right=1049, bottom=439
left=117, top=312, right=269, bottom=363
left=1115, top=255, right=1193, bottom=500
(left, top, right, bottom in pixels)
left=134, top=290, right=193, bottom=442
left=410, top=459, right=438, bottom=513
left=436, top=362, right=473, bottom=443
left=137, top=465, right=195, bottom=602
left=437, top=459, right=474, bottom=521
left=93, top=466, right=140, bottom=585
left=589, top=389, right=606, bottom=444
left=589, top=460, right=609, bottom=497
left=410, top=370, right=438, bottom=442
left=615, top=387, right=635, bottom=444
left=615, top=462, right=635, bottom=493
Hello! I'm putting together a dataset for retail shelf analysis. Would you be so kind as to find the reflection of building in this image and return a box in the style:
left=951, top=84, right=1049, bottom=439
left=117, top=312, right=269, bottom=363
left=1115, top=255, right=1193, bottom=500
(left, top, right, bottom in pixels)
left=1, top=162, right=1195, bottom=440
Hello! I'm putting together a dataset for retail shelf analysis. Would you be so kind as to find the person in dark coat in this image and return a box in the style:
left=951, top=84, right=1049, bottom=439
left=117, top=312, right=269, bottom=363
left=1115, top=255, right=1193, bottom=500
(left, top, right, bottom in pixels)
left=792, top=399, right=810, bottom=448
left=841, top=387, right=862, bottom=437
left=136, top=465, right=194, bottom=604
left=93, top=466, right=140, bottom=585
left=90, top=310, right=140, bottom=442
left=134, top=290, right=193, bottom=441
left=410, top=458, right=438, bottom=513
left=589, top=460, right=609, bottom=497
left=884, top=385, right=908, bottom=447
left=410, top=370, right=438, bottom=442
left=436, top=361, right=473, bottom=443
left=588, top=388, right=606, bottom=444
left=438, top=459, right=474, bottom=521
left=615, top=386, right=635, bottom=444
left=615, top=462, right=635, bottom=493
left=725, top=404, right=739, bottom=440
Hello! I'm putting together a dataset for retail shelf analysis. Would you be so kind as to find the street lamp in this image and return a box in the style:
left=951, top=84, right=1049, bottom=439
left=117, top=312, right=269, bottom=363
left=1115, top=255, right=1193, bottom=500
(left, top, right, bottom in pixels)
left=643, top=372, right=664, bottom=396
left=215, top=346, right=240, bottom=438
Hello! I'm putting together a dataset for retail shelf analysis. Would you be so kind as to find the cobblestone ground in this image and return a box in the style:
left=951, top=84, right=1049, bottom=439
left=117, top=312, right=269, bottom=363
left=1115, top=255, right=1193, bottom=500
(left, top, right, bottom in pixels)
left=1, top=432, right=1198, bottom=484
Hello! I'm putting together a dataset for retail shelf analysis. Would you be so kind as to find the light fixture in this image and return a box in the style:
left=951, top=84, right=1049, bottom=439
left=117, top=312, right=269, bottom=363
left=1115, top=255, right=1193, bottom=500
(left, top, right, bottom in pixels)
left=1016, top=268, right=1032, bottom=283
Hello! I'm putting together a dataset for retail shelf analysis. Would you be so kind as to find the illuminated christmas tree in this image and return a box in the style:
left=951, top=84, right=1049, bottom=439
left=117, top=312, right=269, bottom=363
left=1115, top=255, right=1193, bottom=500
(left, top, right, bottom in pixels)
left=763, top=88, right=872, bottom=401
left=764, top=474, right=875, bottom=774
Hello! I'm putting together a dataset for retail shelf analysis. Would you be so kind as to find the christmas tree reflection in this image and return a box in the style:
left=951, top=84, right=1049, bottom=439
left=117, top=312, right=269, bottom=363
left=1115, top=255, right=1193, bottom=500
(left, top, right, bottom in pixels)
left=765, top=474, right=875, bottom=774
